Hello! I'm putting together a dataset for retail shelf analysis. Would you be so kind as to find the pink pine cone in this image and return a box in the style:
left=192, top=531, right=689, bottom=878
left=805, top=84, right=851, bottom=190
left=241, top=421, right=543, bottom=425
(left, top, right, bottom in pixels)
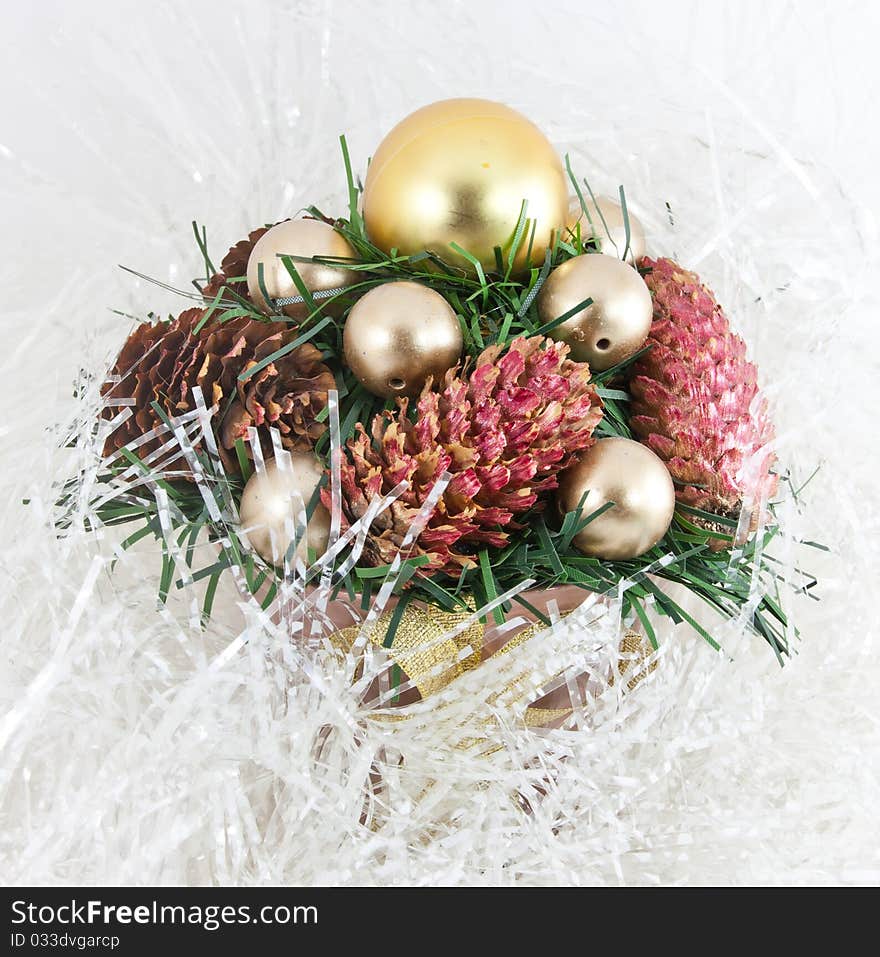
left=630, top=257, right=777, bottom=538
left=330, top=336, right=604, bottom=577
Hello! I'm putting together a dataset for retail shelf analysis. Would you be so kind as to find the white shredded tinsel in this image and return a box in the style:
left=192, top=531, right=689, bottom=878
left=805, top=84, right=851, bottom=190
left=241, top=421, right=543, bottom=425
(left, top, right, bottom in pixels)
left=1, top=0, right=879, bottom=886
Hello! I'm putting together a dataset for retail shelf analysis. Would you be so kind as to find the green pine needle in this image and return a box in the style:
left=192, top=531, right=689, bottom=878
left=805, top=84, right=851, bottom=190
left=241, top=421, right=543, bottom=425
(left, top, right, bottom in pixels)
left=64, top=145, right=821, bottom=664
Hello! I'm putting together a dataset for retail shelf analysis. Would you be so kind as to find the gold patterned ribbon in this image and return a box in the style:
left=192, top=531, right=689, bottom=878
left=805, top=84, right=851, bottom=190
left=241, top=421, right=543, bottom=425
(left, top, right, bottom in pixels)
left=333, top=602, right=655, bottom=728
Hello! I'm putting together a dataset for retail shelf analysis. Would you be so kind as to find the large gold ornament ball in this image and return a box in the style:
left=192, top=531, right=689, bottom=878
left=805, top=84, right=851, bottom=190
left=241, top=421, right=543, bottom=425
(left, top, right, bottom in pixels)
left=246, top=219, right=358, bottom=320
left=557, top=437, right=675, bottom=560
left=567, top=195, right=647, bottom=264
left=239, top=454, right=331, bottom=565
left=343, top=281, right=462, bottom=399
left=536, top=253, right=653, bottom=371
left=363, top=98, right=568, bottom=275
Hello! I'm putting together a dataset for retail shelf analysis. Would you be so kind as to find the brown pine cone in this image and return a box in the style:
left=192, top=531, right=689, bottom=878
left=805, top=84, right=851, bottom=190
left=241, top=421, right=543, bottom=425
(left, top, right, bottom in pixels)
left=202, top=224, right=275, bottom=302
left=101, top=308, right=334, bottom=476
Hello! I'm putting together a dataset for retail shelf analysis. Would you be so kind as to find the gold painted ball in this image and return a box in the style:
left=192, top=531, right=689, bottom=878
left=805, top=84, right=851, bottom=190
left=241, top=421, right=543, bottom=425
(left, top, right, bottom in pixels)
left=239, top=454, right=331, bottom=565
left=566, top=195, right=647, bottom=264
left=246, top=219, right=358, bottom=320
left=363, top=98, right=568, bottom=275
left=557, top=437, right=675, bottom=560
left=536, top=253, right=653, bottom=371
left=343, top=281, right=462, bottom=399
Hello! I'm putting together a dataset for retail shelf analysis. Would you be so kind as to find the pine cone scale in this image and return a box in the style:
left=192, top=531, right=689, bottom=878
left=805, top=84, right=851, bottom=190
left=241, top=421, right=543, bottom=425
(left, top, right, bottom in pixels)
left=101, top=308, right=333, bottom=476
left=329, top=336, right=603, bottom=577
left=202, top=224, right=274, bottom=303
left=630, top=257, right=777, bottom=540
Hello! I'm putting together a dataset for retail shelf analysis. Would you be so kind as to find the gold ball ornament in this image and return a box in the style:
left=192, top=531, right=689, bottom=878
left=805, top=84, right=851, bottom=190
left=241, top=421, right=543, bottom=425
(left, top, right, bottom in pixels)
left=246, top=219, right=358, bottom=320
left=536, top=253, right=653, bottom=371
left=343, top=281, right=462, bottom=398
left=363, top=98, right=568, bottom=275
left=239, top=454, right=331, bottom=565
left=566, top=195, right=647, bottom=264
left=557, top=437, right=675, bottom=560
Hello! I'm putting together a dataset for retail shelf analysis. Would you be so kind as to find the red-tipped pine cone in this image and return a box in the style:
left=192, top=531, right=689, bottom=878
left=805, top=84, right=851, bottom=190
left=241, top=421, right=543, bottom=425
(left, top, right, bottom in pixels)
left=630, top=257, right=777, bottom=543
left=328, top=336, right=604, bottom=577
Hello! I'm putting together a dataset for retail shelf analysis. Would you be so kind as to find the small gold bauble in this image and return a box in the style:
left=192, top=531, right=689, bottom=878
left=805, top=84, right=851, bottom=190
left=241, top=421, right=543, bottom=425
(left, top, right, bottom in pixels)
left=343, top=281, right=462, bottom=398
left=246, top=219, right=358, bottom=320
left=566, top=195, right=647, bottom=264
left=239, top=454, right=331, bottom=565
left=536, top=253, right=653, bottom=371
left=557, top=437, right=675, bottom=560
left=363, top=98, right=568, bottom=275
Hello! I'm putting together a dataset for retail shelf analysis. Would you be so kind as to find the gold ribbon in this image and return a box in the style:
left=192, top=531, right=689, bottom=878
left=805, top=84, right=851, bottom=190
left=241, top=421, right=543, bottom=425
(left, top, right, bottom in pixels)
left=615, top=629, right=659, bottom=693
left=333, top=601, right=483, bottom=702
left=333, top=605, right=658, bottom=826
left=333, top=602, right=655, bottom=727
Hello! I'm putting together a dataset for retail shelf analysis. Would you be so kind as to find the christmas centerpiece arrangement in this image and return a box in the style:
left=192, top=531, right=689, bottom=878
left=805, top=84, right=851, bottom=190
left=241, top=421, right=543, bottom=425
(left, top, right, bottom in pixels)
left=62, top=98, right=818, bottom=733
